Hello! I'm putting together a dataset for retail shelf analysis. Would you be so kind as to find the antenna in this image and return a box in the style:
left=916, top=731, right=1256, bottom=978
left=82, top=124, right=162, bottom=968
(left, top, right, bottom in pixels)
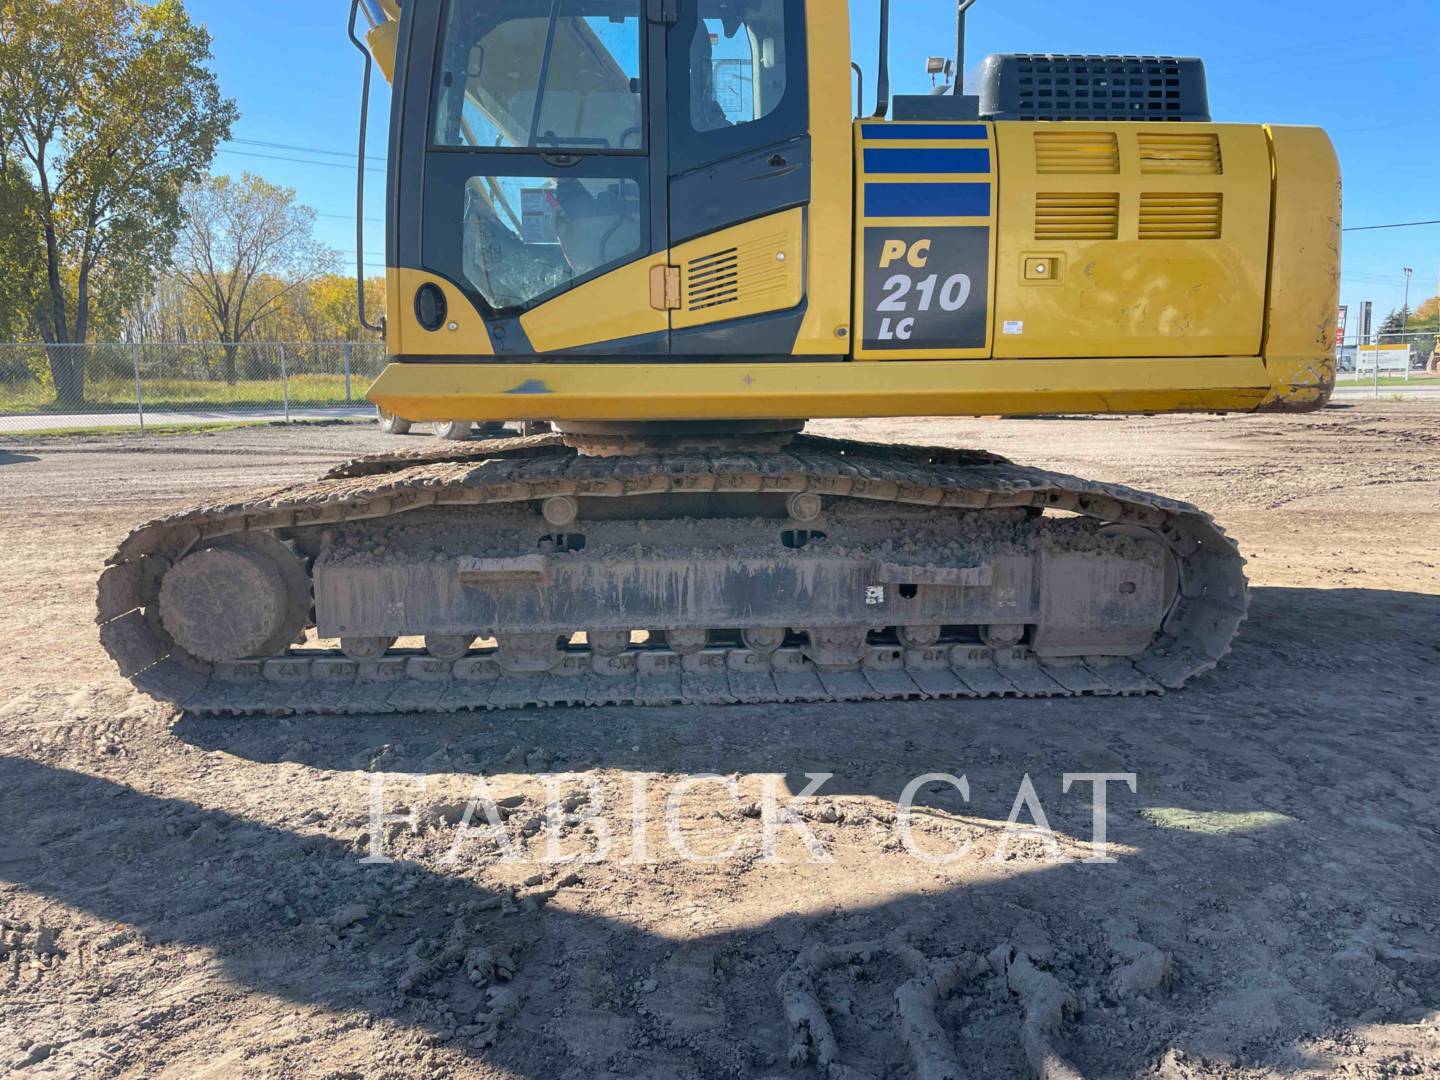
left=873, top=0, right=891, bottom=118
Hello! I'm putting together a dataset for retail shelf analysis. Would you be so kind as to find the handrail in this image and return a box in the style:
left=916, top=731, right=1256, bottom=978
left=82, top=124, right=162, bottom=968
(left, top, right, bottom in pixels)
left=346, top=0, right=385, bottom=336
left=873, top=0, right=890, bottom=118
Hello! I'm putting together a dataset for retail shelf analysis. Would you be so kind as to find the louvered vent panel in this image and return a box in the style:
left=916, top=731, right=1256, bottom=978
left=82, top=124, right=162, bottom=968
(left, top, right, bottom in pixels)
left=1139, top=192, right=1223, bottom=239
left=1034, top=192, right=1120, bottom=240
left=683, top=229, right=794, bottom=314
left=685, top=248, right=740, bottom=312
left=1034, top=131, right=1120, bottom=174
left=1137, top=132, right=1223, bottom=174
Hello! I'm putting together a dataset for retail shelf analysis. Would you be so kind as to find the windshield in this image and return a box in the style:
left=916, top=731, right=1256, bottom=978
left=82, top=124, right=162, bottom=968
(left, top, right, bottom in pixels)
left=434, top=0, right=644, bottom=150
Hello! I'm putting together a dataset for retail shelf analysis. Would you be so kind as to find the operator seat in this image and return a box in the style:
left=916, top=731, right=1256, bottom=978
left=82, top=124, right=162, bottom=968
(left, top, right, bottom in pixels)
left=689, top=21, right=732, bottom=130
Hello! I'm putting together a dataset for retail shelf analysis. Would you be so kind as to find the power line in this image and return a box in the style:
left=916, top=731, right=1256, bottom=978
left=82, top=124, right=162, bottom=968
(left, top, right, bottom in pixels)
left=1344, top=219, right=1440, bottom=233
left=1346, top=273, right=1411, bottom=284
left=198, top=154, right=388, bottom=224
left=339, top=250, right=389, bottom=269
left=217, top=147, right=386, bottom=175
left=319, top=212, right=385, bottom=224
left=230, top=137, right=387, bottom=165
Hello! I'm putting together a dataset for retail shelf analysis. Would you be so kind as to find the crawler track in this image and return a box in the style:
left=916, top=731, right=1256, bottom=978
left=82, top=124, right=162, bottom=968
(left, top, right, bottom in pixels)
left=97, top=435, right=1248, bottom=716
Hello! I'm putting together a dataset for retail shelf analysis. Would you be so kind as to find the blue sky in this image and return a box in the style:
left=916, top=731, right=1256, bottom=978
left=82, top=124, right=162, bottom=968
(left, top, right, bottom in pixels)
left=188, top=0, right=1440, bottom=321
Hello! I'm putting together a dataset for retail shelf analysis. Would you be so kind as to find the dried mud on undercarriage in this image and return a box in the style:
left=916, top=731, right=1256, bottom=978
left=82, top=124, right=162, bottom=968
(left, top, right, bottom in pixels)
left=97, top=434, right=1245, bottom=717
left=1, top=405, right=1438, bottom=1079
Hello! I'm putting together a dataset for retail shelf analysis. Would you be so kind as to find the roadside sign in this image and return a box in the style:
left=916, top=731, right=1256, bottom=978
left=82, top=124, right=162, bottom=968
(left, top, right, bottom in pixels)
left=1354, top=344, right=1411, bottom=376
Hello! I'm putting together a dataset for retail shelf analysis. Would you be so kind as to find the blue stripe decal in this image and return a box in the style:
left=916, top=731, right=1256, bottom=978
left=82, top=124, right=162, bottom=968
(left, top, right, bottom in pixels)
left=863, top=147, right=991, bottom=175
left=861, top=123, right=989, bottom=141
left=864, top=182, right=991, bottom=219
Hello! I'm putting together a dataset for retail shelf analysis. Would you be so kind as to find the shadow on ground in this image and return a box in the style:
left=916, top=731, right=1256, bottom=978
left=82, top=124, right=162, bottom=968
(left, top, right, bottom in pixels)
left=4, top=585, right=1438, bottom=1076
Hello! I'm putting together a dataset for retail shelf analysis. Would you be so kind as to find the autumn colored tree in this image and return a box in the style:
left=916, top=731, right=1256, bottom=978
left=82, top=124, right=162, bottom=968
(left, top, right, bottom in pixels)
left=170, top=174, right=338, bottom=382
left=1410, top=295, right=1439, bottom=328
left=123, top=272, right=387, bottom=347
left=0, top=0, right=236, bottom=405
left=291, top=274, right=388, bottom=343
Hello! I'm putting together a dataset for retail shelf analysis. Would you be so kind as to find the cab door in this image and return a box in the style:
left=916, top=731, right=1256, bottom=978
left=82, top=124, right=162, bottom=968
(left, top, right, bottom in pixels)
left=406, top=0, right=670, bottom=356
left=662, top=0, right=812, bottom=355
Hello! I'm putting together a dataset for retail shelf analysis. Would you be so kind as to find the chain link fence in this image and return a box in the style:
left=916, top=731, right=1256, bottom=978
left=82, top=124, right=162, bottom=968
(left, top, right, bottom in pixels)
left=0, top=342, right=389, bottom=433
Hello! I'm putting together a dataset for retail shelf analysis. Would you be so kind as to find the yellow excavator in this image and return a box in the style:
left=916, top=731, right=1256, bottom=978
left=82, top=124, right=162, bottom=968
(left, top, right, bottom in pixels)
left=97, top=0, right=1340, bottom=715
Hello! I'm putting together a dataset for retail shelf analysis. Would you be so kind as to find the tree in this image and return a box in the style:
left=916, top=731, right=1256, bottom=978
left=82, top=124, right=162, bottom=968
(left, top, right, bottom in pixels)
left=292, top=274, right=388, bottom=343
left=0, top=153, right=40, bottom=340
left=121, top=272, right=387, bottom=347
left=1378, top=302, right=1439, bottom=371
left=1379, top=306, right=1411, bottom=336
left=170, top=173, right=338, bottom=382
left=0, top=0, right=236, bottom=406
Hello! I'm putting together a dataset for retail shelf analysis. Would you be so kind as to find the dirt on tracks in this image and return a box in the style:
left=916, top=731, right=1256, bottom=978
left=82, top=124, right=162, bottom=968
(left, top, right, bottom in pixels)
left=0, top=404, right=1437, bottom=1079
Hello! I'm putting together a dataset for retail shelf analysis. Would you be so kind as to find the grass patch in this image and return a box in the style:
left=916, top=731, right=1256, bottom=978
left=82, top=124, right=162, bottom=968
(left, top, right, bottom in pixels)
left=1336, top=373, right=1440, bottom=389
left=0, top=374, right=372, bottom=414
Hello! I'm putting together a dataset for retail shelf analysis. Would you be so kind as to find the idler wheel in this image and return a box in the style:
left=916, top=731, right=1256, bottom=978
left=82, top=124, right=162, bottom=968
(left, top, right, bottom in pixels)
left=159, top=537, right=309, bottom=662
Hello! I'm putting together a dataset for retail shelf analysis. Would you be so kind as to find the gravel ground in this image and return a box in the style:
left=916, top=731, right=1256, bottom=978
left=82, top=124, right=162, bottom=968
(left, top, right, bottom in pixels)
left=0, top=404, right=1437, bottom=1079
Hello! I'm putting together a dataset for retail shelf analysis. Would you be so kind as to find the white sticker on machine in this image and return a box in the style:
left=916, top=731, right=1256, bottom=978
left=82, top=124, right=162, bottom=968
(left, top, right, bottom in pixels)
left=1003, top=320, right=1024, bottom=335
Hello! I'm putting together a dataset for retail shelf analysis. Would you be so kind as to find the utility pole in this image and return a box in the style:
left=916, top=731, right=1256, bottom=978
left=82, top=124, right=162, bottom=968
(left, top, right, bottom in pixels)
left=280, top=343, right=291, bottom=424
left=132, top=342, right=145, bottom=436
left=1434, top=267, right=1440, bottom=373
left=1401, top=267, right=1413, bottom=373
left=1402, top=267, right=1413, bottom=332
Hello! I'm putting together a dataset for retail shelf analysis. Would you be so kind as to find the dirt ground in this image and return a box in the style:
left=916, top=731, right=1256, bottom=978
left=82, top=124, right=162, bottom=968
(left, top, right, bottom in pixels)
left=1, top=404, right=1437, bottom=1079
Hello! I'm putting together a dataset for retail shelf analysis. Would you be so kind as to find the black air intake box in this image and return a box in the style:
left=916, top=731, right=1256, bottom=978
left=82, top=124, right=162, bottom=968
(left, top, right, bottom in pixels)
left=977, top=54, right=1210, bottom=122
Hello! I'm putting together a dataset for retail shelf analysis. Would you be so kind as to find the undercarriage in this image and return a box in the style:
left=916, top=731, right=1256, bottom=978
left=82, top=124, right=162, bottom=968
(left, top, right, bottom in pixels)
left=98, top=433, right=1249, bottom=715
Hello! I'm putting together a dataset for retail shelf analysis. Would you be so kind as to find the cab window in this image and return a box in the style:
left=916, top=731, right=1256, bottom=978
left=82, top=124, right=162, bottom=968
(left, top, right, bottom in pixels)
left=673, top=0, right=805, bottom=171
left=458, top=174, right=643, bottom=310
left=689, top=5, right=788, bottom=130
left=434, top=0, right=644, bottom=151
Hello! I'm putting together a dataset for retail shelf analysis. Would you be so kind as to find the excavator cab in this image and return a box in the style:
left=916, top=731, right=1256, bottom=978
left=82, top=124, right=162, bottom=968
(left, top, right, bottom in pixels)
left=382, top=0, right=815, bottom=360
